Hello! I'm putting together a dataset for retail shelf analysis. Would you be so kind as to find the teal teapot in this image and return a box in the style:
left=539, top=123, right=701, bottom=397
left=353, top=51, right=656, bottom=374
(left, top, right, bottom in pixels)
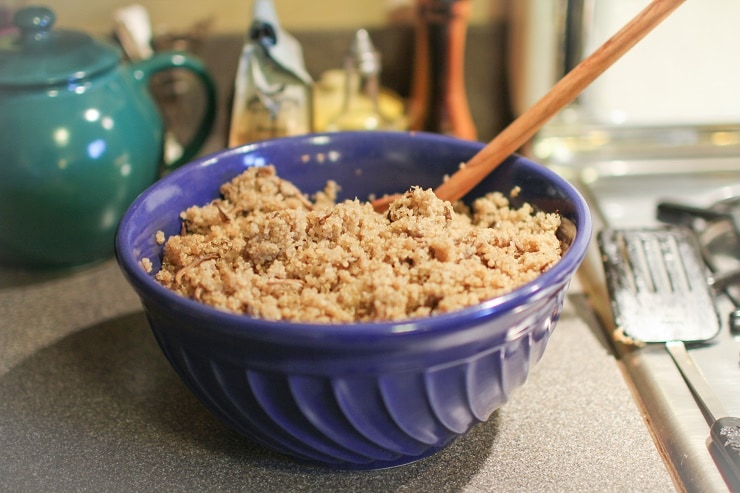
left=0, top=6, right=216, bottom=268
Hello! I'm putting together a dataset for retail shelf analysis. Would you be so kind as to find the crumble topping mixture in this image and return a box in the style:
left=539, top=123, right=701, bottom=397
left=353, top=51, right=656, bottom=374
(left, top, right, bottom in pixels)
left=154, top=165, right=563, bottom=322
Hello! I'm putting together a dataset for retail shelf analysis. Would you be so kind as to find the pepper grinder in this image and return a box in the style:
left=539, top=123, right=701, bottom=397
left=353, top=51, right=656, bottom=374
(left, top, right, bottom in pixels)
left=407, top=0, right=477, bottom=140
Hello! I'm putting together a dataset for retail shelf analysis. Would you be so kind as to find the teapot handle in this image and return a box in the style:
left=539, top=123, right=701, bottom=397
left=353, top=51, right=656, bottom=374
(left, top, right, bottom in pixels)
left=129, top=52, right=217, bottom=170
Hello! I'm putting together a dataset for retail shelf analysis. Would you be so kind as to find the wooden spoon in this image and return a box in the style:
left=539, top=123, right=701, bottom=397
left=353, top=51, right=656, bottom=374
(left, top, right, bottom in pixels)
left=372, top=0, right=686, bottom=212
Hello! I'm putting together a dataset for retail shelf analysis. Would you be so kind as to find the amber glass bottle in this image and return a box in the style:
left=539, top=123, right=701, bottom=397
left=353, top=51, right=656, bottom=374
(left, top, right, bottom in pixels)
left=407, top=0, right=477, bottom=140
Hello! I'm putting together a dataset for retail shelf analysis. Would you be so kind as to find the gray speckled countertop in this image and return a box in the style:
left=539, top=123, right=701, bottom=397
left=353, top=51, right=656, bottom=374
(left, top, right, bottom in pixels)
left=0, top=259, right=675, bottom=492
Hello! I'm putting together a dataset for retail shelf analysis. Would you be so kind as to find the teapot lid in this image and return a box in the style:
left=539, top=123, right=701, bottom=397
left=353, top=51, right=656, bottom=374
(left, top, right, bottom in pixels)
left=0, top=6, right=120, bottom=87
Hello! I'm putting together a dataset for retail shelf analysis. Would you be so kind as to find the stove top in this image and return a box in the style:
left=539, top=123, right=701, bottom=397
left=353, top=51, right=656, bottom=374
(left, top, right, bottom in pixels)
left=565, top=155, right=740, bottom=492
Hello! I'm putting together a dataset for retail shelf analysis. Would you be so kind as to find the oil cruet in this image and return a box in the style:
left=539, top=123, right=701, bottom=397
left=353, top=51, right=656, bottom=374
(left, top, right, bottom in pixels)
left=0, top=6, right=216, bottom=268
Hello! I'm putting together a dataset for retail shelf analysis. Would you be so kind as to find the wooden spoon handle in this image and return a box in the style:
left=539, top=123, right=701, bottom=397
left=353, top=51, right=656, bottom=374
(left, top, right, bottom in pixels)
left=372, top=0, right=685, bottom=212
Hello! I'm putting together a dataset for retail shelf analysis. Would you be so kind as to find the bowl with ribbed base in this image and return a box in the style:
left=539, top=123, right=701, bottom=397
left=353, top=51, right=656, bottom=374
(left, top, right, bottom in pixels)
left=115, top=131, right=591, bottom=469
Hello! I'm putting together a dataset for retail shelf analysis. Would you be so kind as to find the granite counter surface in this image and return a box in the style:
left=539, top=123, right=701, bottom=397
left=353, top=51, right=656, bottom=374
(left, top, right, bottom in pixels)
left=0, top=260, right=675, bottom=492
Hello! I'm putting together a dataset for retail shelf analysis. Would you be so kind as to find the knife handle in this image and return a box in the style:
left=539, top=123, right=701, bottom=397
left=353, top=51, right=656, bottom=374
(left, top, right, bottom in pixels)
left=710, top=416, right=740, bottom=484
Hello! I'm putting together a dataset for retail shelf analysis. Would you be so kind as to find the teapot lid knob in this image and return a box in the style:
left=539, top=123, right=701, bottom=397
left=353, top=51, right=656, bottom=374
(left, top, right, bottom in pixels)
left=1, top=5, right=120, bottom=87
left=13, top=6, right=56, bottom=44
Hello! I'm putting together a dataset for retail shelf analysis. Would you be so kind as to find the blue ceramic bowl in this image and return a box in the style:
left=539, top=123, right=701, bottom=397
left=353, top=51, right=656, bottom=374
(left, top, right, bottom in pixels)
left=115, top=131, right=591, bottom=469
